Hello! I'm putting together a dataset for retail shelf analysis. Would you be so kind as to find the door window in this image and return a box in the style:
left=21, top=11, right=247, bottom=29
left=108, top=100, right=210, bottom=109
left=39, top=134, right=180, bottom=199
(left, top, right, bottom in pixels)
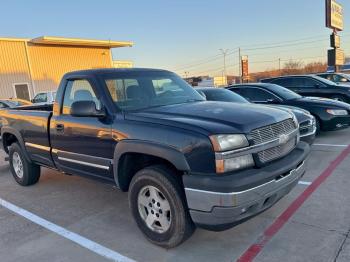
left=33, top=93, right=47, bottom=103
left=303, top=78, right=325, bottom=88
left=62, top=79, right=101, bottom=115
left=239, top=87, right=279, bottom=102
left=271, top=78, right=294, bottom=88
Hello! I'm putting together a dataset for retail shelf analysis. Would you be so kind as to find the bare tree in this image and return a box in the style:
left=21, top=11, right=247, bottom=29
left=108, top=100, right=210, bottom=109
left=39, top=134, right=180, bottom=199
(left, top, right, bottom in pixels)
left=282, top=60, right=303, bottom=75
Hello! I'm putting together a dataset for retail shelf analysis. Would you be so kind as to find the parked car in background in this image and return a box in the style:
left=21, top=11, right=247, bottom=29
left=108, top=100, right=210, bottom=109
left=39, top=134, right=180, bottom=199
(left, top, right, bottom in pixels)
left=0, top=99, right=32, bottom=108
left=0, top=68, right=310, bottom=248
left=196, top=87, right=316, bottom=144
left=261, top=75, right=350, bottom=103
left=228, top=83, right=350, bottom=132
left=32, top=91, right=57, bottom=104
left=316, top=73, right=350, bottom=86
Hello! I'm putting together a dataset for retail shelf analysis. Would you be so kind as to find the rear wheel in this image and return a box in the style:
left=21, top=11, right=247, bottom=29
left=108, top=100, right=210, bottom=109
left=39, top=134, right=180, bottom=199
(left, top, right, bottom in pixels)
left=129, top=165, right=195, bottom=248
left=9, top=143, right=40, bottom=186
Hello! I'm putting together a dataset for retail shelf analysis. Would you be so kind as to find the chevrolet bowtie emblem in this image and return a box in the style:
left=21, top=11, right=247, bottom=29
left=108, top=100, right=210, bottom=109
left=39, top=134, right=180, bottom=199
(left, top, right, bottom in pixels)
left=278, top=134, right=289, bottom=144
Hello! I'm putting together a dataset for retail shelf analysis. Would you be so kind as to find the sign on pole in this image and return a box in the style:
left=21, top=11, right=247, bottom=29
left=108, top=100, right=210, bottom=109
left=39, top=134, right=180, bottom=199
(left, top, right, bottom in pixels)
left=241, top=55, right=249, bottom=81
left=328, top=48, right=345, bottom=66
left=326, top=0, right=344, bottom=31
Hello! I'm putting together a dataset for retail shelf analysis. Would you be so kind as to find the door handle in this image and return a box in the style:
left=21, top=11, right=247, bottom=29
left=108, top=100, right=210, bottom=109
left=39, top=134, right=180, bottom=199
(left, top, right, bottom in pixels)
left=56, top=123, right=64, bottom=132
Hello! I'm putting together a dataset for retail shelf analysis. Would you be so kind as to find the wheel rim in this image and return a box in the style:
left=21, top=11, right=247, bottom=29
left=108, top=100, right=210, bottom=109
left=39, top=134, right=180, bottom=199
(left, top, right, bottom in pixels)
left=12, top=152, right=24, bottom=179
left=137, top=185, right=171, bottom=233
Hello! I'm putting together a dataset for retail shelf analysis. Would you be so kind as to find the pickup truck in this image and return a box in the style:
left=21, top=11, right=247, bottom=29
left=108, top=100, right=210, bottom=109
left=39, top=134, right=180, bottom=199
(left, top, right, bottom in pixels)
left=0, top=68, right=310, bottom=248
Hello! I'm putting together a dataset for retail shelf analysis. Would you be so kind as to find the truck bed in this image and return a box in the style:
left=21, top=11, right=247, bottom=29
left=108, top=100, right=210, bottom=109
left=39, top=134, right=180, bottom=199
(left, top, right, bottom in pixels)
left=0, top=106, right=54, bottom=167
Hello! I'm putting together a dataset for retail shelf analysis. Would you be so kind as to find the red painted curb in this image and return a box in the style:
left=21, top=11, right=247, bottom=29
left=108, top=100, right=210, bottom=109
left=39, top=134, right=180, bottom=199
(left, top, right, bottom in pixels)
left=237, top=145, right=350, bottom=262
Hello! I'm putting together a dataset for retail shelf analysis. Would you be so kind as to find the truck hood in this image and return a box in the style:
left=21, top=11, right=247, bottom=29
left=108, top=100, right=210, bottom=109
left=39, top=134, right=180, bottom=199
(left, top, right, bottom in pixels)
left=125, top=101, right=292, bottom=134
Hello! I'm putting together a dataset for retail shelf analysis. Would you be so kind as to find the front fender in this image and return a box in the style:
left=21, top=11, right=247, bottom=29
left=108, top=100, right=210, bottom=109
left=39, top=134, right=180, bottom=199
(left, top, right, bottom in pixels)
left=113, top=140, right=190, bottom=188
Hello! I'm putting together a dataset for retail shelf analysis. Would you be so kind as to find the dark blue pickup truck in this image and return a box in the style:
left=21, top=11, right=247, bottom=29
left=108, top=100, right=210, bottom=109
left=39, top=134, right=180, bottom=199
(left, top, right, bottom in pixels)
left=0, top=68, right=310, bottom=248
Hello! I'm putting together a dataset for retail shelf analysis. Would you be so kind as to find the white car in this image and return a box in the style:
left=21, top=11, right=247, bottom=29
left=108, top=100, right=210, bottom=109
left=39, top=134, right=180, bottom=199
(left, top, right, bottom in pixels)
left=32, top=91, right=57, bottom=104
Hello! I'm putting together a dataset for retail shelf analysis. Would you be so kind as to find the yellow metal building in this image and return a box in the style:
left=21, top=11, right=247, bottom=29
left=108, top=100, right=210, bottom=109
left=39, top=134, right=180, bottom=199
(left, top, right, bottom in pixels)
left=0, top=36, right=133, bottom=100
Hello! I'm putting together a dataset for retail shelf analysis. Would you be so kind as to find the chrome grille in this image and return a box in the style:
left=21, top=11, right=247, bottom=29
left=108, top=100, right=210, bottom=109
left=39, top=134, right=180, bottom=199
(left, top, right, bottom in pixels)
left=250, top=118, right=296, bottom=144
left=250, top=118, right=297, bottom=163
left=257, top=138, right=296, bottom=163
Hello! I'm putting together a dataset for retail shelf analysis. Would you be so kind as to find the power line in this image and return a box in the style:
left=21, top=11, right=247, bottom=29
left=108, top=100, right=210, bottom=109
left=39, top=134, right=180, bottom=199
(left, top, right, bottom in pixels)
left=177, top=33, right=350, bottom=75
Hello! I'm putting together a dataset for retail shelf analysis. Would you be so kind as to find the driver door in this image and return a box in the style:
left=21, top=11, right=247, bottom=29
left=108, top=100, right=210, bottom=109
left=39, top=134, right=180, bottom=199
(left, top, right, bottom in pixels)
left=50, top=78, right=114, bottom=179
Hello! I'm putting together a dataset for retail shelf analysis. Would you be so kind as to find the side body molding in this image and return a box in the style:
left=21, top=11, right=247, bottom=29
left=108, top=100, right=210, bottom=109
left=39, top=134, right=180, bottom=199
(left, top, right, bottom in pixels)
left=113, top=140, right=190, bottom=188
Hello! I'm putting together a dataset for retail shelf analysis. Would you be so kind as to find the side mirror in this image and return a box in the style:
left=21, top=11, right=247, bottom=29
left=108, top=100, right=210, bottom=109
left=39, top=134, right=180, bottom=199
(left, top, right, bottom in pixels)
left=70, top=100, right=106, bottom=117
left=314, top=83, right=320, bottom=88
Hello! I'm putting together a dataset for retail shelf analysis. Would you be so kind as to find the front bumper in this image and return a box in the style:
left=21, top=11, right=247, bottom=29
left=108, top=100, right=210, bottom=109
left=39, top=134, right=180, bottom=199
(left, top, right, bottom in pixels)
left=183, top=142, right=310, bottom=230
left=321, top=115, right=350, bottom=131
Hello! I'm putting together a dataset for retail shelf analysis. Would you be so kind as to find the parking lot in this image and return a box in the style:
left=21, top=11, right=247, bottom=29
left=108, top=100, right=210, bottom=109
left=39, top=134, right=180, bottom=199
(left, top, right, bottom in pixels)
left=0, top=129, right=350, bottom=262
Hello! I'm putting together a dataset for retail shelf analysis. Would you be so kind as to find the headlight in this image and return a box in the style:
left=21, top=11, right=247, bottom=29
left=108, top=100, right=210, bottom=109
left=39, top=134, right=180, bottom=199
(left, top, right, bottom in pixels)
left=326, top=109, right=348, bottom=116
left=216, top=154, right=254, bottom=173
left=210, top=134, right=249, bottom=152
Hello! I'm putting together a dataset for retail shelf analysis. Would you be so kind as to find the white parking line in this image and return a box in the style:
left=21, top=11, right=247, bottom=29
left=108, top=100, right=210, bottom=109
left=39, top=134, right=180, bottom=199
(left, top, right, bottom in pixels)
left=313, top=143, right=348, bottom=147
left=0, top=198, right=136, bottom=262
left=298, top=181, right=312, bottom=186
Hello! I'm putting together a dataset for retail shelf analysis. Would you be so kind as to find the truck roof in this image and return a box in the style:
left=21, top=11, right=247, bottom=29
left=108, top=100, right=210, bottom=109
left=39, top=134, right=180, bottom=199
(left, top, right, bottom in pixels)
left=64, top=68, right=172, bottom=77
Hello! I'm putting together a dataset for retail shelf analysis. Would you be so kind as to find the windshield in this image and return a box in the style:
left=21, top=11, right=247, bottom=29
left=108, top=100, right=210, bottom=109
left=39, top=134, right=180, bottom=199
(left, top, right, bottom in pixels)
left=266, top=84, right=302, bottom=100
left=103, top=71, right=204, bottom=111
left=200, top=88, right=249, bottom=103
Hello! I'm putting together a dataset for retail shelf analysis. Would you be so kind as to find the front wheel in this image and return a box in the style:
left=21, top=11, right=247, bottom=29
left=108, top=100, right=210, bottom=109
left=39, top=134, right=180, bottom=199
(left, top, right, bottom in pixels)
left=128, top=165, right=195, bottom=248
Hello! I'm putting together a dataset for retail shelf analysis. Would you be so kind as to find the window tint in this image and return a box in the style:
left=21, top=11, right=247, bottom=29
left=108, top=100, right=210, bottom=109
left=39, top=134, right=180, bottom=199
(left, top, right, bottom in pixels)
left=334, top=74, right=349, bottom=83
left=203, top=89, right=249, bottom=103
left=239, top=87, right=278, bottom=102
left=271, top=78, right=293, bottom=87
left=62, top=79, right=101, bottom=115
left=303, top=78, right=321, bottom=87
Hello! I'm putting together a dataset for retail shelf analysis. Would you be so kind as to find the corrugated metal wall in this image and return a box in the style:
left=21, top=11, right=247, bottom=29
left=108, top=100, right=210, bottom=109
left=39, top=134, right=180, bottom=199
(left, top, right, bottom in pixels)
left=0, top=40, right=33, bottom=98
left=28, top=44, right=112, bottom=93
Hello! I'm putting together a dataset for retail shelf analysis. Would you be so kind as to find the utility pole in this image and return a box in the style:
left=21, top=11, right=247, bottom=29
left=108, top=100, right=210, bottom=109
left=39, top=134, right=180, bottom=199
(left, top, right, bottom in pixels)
left=278, top=58, right=281, bottom=75
left=238, top=47, right=242, bottom=83
left=219, top=49, right=229, bottom=85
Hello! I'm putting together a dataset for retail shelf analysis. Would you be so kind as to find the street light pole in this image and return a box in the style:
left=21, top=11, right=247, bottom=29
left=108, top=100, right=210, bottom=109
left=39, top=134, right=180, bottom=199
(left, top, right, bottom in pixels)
left=278, top=58, right=281, bottom=75
left=238, top=47, right=242, bottom=83
left=219, top=48, right=229, bottom=85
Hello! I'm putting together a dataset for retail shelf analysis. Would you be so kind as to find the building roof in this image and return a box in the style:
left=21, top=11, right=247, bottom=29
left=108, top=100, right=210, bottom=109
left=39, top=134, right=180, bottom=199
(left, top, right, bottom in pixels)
left=0, top=36, right=133, bottom=48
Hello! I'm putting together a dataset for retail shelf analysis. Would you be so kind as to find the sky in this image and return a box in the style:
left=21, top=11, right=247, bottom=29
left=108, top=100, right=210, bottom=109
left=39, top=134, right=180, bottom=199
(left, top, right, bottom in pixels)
left=1, top=0, right=349, bottom=77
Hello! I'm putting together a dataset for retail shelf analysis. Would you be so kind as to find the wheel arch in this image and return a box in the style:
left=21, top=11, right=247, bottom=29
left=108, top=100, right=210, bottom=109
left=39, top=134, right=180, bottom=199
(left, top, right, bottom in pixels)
left=1, top=128, right=31, bottom=162
left=113, top=140, right=190, bottom=191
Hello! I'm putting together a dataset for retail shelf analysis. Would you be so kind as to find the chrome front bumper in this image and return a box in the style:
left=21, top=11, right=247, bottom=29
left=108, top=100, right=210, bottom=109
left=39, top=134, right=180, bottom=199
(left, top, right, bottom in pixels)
left=185, top=160, right=306, bottom=230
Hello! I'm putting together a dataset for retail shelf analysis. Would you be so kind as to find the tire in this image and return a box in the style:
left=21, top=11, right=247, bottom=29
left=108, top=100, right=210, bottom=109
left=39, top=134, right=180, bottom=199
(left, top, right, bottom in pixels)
left=128, top=165, right=195, bottom=248
left=9, top=143, right=40, bottom=186
left=314, top=116, right=321, bottom=135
